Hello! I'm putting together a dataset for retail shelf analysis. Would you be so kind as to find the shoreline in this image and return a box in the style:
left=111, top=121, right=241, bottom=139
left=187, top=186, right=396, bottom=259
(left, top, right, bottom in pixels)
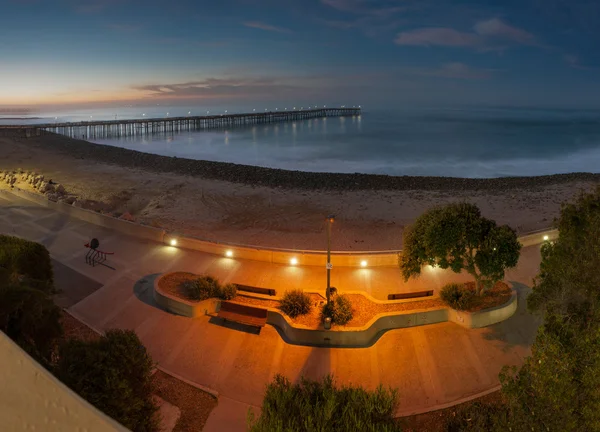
left=10, top=131, right=600, bottom=192
left=1, top=130, right=598, bottom=250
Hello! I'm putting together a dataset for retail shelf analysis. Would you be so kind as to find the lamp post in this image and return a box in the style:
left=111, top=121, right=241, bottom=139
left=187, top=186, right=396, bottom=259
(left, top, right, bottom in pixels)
left=326, top=215, right=335, bottom=305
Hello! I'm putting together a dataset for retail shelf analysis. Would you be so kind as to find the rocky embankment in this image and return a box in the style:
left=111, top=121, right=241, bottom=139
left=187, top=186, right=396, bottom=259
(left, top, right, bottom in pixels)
left=10, top=130, right=600, bottom=192
left=0, top=169, right=137, bottom=222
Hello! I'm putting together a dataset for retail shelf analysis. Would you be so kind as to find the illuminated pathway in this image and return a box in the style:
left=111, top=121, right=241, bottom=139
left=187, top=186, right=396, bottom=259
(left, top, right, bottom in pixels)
left=0, top=191, right=543, bottom=431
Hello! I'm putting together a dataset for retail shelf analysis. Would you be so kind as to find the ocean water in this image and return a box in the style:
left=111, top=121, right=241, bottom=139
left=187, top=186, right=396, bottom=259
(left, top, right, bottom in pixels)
left=3, top=105, right=600, bottom=178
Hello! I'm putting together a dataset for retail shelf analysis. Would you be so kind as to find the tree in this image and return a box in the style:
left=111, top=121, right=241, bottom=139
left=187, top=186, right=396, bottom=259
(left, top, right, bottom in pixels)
left=0, top=236, right=62, bottom=367
left=0, top=277, right=63, bottom=367
left=400, top=202, right=521, bottom=295
left=527, top=187, right=600, bottom=318
left=55, top=329, right=160, bottom=432
left=248, top=374, right=402, bottom=432
left=498, top=314, right=600, bottom=432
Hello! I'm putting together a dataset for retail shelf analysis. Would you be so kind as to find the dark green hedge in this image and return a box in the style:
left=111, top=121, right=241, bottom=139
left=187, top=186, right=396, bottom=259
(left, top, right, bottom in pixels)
left=0, top=235, right=54, bottom=291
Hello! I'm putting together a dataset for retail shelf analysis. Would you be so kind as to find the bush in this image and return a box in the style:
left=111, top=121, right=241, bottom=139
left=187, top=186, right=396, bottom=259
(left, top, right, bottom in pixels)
left=0, top=280, right=63, bottom=366
left=248, top=374, right=401, bottom=432
left=322, top=294, right=353, bottom=325
left=440, top=283, right=476, bottom=311
left=444, top=401, right=511, bottom=432
left=55, top=329, right=160, bottom=432
left=0, top=235, right=55, bottom=293
left=280, top=290, right=312, bottom=318
left=220, top=283, right=237, bottom=300
left=182, top=275, right=220, bottom=301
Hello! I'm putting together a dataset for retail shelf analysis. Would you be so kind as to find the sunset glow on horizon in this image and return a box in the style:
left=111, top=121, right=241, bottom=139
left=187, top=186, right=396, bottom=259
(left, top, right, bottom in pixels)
left=2, top=0, right=600, bottom=109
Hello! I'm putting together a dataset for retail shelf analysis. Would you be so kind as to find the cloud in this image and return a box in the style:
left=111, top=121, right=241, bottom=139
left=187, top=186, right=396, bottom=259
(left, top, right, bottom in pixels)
left=395, top=28, right=482, bottom=47
left=395, top=18, right=536, bottom=50
left=133, top=77, right=301, bottom=99
left=321, top=0, right=407, bottom=37
left=474, top=18, right=535, bottom=44
left=243, top=21, right=292, bottom=34
left=420, top=62, right=493, bottom=79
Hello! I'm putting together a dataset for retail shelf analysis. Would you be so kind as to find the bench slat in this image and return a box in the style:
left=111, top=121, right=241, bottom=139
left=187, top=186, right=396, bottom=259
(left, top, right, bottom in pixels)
left=387, top=290, right=434, bottom=300
left=218, top=301, right=268, bottom=328
left=235, top=284, right=276, bottom=296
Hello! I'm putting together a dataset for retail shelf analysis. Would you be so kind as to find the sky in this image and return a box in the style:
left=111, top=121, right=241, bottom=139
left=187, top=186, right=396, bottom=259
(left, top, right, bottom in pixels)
left=1, top=0, right=600, bottom=109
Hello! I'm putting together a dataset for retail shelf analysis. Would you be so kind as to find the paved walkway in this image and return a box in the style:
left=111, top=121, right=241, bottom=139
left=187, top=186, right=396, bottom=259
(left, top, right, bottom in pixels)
left=0, top=191, right=543, bottom=431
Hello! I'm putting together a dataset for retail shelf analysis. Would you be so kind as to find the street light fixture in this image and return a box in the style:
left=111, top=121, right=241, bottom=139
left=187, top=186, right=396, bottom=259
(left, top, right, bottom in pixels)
left=326, top=215, right=335, bottom=305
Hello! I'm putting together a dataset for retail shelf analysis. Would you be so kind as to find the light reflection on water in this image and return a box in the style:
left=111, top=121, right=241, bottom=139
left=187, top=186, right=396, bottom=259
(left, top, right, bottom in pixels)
left=3, top=106, right=600, bottom=178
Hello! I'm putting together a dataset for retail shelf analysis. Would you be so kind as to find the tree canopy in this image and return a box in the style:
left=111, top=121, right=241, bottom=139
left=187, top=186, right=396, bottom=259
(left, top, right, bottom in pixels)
left=0, top=236, right=62, bottom=366
left=55, top=329, right=160, bottom=432
left=528, top=186, right=600, bottom=319
left=400, top=202, right=521, bottom=294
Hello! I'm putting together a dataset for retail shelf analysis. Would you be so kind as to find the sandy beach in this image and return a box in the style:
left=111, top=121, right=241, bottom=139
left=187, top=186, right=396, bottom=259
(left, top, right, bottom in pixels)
left=1, top=130, right=598, bottom=251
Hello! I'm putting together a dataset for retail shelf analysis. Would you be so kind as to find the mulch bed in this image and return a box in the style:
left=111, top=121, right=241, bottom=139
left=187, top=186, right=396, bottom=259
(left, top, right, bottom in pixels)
left=400, top=390, right=503, bottom=431
left=159, top=272, right=512, bottom=329
left=235, top=292, right=444, bottom=329
left=461, top=281, right=513, bottom=312
left=153, top=370, right=218, bottom=432
left=59, top=310, right=218, bottom=431
left=60, top=311, right=101, bottom=342
left=158, top=271, right=201, bottom=301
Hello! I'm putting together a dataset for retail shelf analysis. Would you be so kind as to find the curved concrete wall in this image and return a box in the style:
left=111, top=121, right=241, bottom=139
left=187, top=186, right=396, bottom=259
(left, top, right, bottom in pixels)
left=0, top=331, right=128, bottom=432
left=448, top=291, right=518, bottom=328
left=153, top=277, right=220, bottom=317
left=153, top=273, right=519, bottom=347
left=3, top=188, right=556, bottom=268
left=267, top=308, right=449, bottom=348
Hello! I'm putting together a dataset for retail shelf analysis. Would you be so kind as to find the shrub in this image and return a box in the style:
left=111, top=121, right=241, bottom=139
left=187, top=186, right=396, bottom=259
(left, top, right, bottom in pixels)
left=248, top=374, right=402, bottom=432
left=220, top=283, right=237, bottom=300
left=322, top=294, right=353, bottom=325
left=0, top=235, right=55, bottom=293
left=182, top=275, right=220, bottom=301
left=444, top=401, right=511, bottom=432
left=55, top=329, right=160, bottom=432
left=440, top=283, right=476, bottom=311
left=0, top=280, right=63, bottom=367
left=280, top=290, right=312, bottom=318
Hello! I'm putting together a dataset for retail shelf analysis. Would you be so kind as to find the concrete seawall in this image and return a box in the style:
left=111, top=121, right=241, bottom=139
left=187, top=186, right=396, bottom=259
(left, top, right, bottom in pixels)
left=3, top=187, right=558, bottom=268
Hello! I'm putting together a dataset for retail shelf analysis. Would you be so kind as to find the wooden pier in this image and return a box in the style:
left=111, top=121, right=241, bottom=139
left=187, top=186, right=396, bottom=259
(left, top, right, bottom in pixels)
left=3, top=107, right=361, bottom=139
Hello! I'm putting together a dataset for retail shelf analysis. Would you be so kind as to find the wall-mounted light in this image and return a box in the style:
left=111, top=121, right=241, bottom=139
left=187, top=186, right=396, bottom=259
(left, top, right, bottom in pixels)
left=170, top=239, right=178, bottom=247
left=225, top=250, right=233, bottom=257
left=360, top=260, right=368, bottom=267
left=290, top=257, right=298, bottom=265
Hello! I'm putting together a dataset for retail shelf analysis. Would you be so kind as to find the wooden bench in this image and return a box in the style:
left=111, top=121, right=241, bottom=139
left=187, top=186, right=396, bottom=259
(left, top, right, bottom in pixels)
left=387, top=290, right=434, bottom=300
left=235, top=284, right=276, bottom=297
left=217, top=301, right=268, bottom=328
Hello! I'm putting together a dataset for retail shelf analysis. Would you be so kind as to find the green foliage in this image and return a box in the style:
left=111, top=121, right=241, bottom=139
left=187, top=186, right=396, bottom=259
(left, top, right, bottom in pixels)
left=400, top=203, right=521, bottom=295
left=0, top=234, right=54, bottom=292
left=444, top=401, right=511, bottom=432
left=322, top=294, right=353, bottom=325
left=55, top=329, right=160, bottom=432
left=248, top=374, right=402, bottom=432
left=498, top=315, right=600, bottom=432
left=528, top=187, right=600, bottom=318
left=439, top=283, right=476, bottom=311
left=0, top=280, right=63, bottom=367
left=182, top=275, right=220, bottom=300
left=220, top=283, right=237, bottom=300
left=279, top=290, right=312, bottom=318
left=0, top=237, right=61, bottom=366
left=182, top=276, right=239, bottom=301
